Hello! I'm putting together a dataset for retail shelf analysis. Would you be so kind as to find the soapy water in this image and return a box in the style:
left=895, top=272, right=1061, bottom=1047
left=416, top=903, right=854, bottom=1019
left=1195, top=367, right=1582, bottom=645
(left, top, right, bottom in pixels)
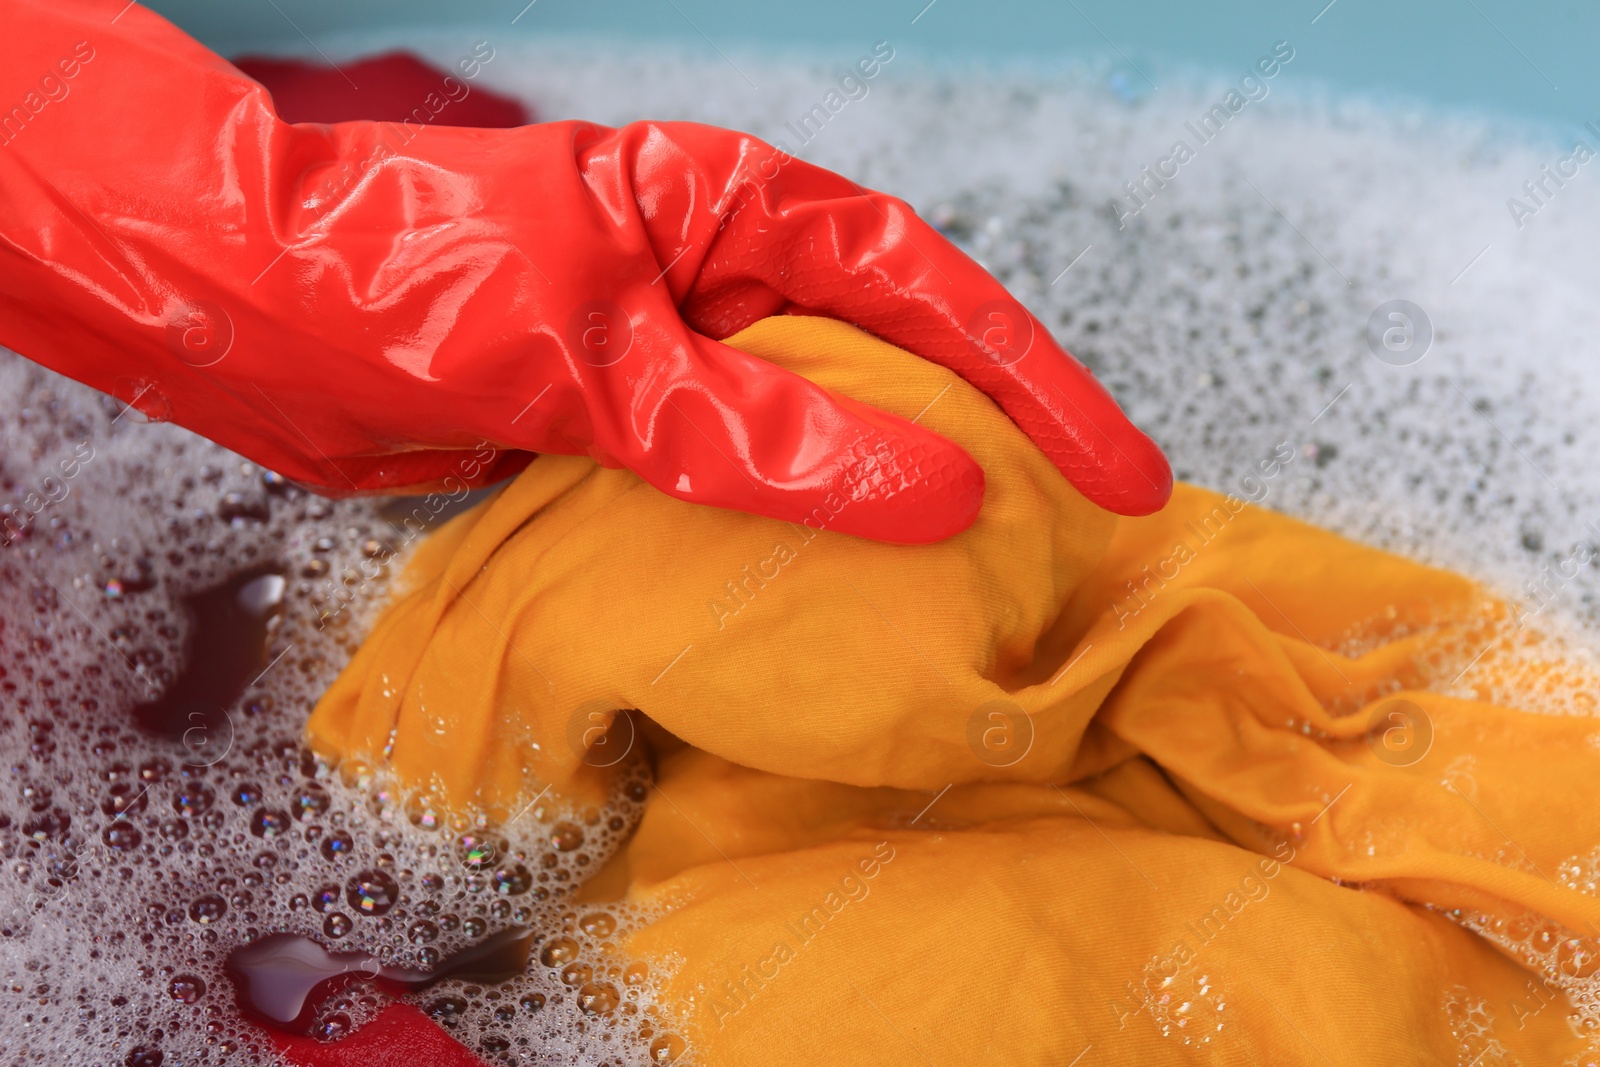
left=0, top=361, right=680, bottom=1064
left=5, top=37, right=1600, bottom=1065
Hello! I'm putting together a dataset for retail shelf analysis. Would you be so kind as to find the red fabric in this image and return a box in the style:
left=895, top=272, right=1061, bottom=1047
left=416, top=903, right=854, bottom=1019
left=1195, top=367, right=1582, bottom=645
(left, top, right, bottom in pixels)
left=232, top=52, right=530, bottom=128
left=269, top=1004, right=489, bottom=1067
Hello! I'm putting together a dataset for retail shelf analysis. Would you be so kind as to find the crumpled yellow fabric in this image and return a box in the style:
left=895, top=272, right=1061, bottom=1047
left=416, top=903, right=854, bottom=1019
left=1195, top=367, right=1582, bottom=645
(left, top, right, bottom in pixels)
left=311, top=316, right=1600, bottom=1065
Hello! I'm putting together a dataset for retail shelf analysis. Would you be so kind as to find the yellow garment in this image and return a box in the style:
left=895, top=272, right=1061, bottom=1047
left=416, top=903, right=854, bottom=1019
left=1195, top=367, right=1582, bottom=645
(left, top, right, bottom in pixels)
left=312, top=316, right=1600, bottom=1065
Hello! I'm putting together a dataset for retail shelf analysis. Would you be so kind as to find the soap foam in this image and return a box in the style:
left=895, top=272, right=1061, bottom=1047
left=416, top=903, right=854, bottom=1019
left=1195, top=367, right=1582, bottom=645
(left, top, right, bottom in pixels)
left=5, top=38, right=1600, bottom=1065
left=0, top=360, right=679, bottom=1064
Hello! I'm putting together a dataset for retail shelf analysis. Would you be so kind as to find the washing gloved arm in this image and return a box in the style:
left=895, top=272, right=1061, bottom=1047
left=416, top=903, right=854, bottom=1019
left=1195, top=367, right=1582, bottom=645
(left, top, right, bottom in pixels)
left=0, top=0, right=1170, bottom=545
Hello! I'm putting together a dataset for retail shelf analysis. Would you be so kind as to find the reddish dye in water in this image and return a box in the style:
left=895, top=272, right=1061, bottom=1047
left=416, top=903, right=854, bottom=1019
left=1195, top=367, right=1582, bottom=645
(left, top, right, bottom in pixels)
left=131, top=566, right=284, bottom=740
left=225, top=927, right=536, bottom=1035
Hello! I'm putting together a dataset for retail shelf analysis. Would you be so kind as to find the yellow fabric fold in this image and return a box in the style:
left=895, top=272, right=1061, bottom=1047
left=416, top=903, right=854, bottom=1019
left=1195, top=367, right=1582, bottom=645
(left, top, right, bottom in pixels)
left=310, top=315, right=1600, bottom=1065
left=312, top=312, right=1121, bottom=802
left=604, top=750, right=1592, bottom=1065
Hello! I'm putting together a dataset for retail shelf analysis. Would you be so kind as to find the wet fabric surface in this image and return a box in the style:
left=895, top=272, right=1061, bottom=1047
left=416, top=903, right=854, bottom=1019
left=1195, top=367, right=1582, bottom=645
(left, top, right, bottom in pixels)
left=311, top=315, right=1600, bottom=1064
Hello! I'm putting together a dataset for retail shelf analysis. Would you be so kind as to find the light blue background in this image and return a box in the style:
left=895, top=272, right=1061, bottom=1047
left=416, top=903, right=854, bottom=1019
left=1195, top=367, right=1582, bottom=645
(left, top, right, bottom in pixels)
left=146, top=0, right=1592, bottom=130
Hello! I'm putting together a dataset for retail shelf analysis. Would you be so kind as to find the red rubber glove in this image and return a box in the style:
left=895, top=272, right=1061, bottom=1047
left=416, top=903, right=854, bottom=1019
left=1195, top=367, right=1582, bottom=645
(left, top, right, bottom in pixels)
left=0, top=0, right=1170, bottom=544
left=232, top=52, right=531, bottom=128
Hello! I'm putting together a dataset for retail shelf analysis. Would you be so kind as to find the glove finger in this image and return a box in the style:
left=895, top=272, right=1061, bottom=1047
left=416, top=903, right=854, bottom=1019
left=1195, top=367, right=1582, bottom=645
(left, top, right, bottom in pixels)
left=583, top=320, right=984, bottom=544
left=685, top=169, right=1171, bottom=516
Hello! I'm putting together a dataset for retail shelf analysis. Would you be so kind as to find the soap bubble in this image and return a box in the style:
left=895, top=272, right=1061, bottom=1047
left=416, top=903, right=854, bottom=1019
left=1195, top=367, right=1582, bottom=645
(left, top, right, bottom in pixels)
left=346, top=869, right=400, bottom=915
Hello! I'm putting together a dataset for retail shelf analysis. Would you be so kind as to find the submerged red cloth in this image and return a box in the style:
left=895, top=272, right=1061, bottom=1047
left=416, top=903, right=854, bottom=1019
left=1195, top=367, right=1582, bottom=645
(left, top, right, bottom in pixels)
left=270, top=1005, right=486, bottom=1067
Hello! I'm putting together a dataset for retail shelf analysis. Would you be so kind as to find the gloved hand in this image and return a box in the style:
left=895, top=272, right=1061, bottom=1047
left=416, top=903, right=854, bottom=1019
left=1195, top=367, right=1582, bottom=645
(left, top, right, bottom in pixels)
left=0, top=0, right=1170, bottom=544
